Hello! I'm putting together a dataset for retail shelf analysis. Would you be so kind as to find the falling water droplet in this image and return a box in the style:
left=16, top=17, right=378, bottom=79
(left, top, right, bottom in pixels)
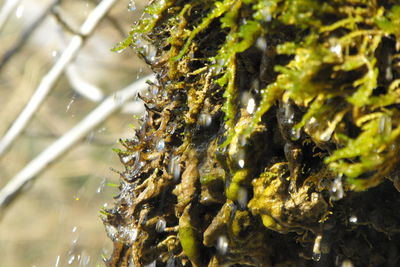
left=238, top=159, right=245, bottom=168
left=54, top=255, right=60, bottom=267
left=155, top=218, right=166, bottom=233
left=66, top=96, right=76, bottom=113
left=246, top=98, right=256, bottom=114
left=237, top=149, right=246, bottom=169
left=312, top=235, right=322, bottom=262
left=237, top=187, right=248, bottom=209
left=341, top=259, right=354, bottom=267
left=379, top=114, right=391, bottom=135
left=144, top=260, right=156, bottom=267
left=68, top=255, right=75, bottom=265
left=217, top=235, right=229, bottom=255
left=72, top=226, right=77, bottom=233
left=169, top=155, right=181, bottom=181
left=96, top=178, right=106, bottom=194
left=330, top=176, right=344, bottom=201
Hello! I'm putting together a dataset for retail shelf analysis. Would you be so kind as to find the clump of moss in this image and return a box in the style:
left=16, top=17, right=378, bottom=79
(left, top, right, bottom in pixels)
left=104, top=0, right=400, bottom=266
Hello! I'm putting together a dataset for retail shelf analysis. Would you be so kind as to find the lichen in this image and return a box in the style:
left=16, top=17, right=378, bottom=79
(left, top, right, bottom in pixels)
left=103, top=0, right=400, bottom=266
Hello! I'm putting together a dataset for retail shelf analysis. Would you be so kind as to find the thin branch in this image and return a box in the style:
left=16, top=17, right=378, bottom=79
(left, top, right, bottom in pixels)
left=0, top=0, right=118, bottom=158
left=0, top=74, right=154, bottom=216
left=0, top=0, right=60, bottom=72
left=0, top=0, right=22, bottom=33
left=66, top=64, right=105, bottom=102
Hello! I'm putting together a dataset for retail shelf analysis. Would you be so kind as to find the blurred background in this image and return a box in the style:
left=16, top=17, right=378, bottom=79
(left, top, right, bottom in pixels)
left=0, top=0, right=151, bottom=266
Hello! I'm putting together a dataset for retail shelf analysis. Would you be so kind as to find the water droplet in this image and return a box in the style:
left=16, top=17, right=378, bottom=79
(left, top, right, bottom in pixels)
left=169, top=155, right=181, bottom=181
left=341, top=259, right=354, bottom=267
left=128, top=0, right=136, bottom=11
left=166, top=257, right=176, bottom=267
left=66, top=96, right=76, bottom=113
left=155, top=218, right=166, bottom=232
left=256, top=37, right=267, bottom=51
left=72, top=226, right=77, bottom=233
left=246, top=98, right=256, bottom=114
left=96, top=178, right=106, bottom=194
left=79, top=254, right=91, bottom=266
left=86, top=131, right=95, bottom=144
left=15, top=5, right=24, bottom=19
left=52, top=50, right=58, bottom=57
left=238, top=159, right=245, bottom=168
left=319, top=129, right=333, bottom=142
left=144, top=261, right=156, bottom=267
left=126, top=227, right=138, bottom=242
left=217, top=235, right=229, bottom=255
left=237, top=187, right=248, bottom=209
left=115, top=47, right=126, bottom=54
left=379, top=114, right=391, bottom=135
left=54, top=255, right=60, bottom=267
left=312, top=235, right=322, bottom=262
left=330, top=44, right=342, bottom=56
left=290, top=127, right=301, bottom=141
left=283, top=101, right=295, bottom=124
left=198, top=113, right=212, bottom=127
left=349, top=215, right=357, bottom=224
left=156, top=139, right=165, bottom=151
left=68, top=255, right=75, bottom=265
left=312, top=252, right=321, bottom=262
left=105, top=224, right=118, bottom=240
left=330, top=176, right=344, bottom=201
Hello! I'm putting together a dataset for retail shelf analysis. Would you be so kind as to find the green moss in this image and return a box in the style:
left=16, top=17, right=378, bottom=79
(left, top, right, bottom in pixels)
left=104, top=1, right=400, bottom=266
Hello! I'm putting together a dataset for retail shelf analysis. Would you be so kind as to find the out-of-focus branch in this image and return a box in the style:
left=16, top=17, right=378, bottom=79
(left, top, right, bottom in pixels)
left=0, top=0, right=22, bottom=33
left=0, top=0, right=60, bottom=72
left=0, top=0, right=118, bottom=158
left=0, top=74, right=154, bottom=217
left=66, top=64, right=104, bottom=102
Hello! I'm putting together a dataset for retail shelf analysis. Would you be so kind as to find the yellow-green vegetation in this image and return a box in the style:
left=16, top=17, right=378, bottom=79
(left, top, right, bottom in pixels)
left=104, top=0, right=400, bottom=266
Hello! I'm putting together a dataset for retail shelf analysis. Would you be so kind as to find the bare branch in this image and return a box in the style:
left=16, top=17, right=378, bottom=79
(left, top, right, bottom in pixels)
left=66, top=64, right=105, bottom=102
left=0, top=0, right=22, bottom=33
left=0, top=74, right=154, bottom=216
left=0, top=0, right=60, bottom=71
left=0, top=0, right=118, bottom=158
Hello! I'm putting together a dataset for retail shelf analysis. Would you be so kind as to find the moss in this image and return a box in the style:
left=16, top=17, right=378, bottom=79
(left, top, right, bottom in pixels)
left=103, top=0, right=400, bottom=266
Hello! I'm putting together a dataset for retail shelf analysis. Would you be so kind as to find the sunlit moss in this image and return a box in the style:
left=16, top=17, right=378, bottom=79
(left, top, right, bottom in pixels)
left=104, top=0, right=400, bottom=266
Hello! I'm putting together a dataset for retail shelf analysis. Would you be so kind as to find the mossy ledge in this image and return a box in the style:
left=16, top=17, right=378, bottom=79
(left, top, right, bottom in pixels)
left=103, top=0, right=400, bottom=266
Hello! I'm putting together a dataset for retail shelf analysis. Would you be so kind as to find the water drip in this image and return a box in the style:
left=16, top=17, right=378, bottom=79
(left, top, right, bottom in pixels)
left=237, top=187, right=248, bottom=209
left=312, top=234, right=322, bottom=262
left=155, top=218, right=166, bottom=232
left=330, top=176, right=344, bottom=201
left=349, top=215, right=357, bottom=224
left=169, top=155, right=181, bottom=181
left=198, top=113, right=212, bottom=127
left=217, top=235, right=229, bottom=255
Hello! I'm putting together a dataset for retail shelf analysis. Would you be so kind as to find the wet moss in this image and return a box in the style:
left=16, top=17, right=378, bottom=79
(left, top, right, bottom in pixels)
left=104, top=0, right=400, bottom=266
